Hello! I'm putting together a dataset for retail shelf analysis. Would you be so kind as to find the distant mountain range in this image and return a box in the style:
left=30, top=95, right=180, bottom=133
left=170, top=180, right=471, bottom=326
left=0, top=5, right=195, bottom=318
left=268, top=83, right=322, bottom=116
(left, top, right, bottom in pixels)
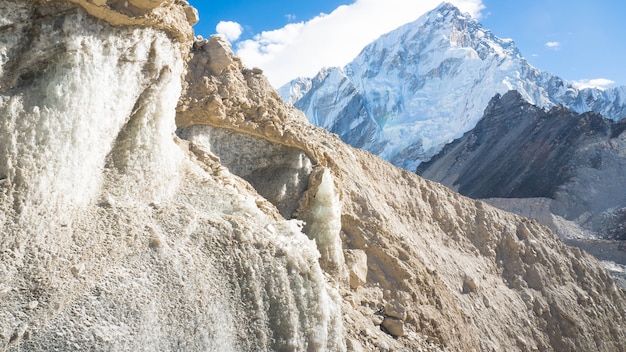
left=279, top=2, right=626, bottom=170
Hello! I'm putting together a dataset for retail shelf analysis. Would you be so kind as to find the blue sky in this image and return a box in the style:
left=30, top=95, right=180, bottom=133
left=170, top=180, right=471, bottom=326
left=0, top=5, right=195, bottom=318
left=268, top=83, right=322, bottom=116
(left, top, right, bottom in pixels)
left=188, top=0, right=625, bottom=89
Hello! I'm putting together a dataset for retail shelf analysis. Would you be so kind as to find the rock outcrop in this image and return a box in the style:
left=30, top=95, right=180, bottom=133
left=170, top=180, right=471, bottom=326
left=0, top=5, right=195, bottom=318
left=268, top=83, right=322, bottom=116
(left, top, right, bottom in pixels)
left=175, top=35, right=626, bottom=351
left=1, top=2, right=625, bottom=352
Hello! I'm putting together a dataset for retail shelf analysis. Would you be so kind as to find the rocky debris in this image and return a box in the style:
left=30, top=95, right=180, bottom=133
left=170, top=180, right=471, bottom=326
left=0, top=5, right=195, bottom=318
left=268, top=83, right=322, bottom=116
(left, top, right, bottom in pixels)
left=381, top=317, right=405, bottom=337
left=384, top=299, right=407, bottom=321
left=1, top=2, right=625, bottom=352
left=176, top=36, right=321, bottom=161
left=126, top=0, right=165, bottom=11
left=371, top=313, right=384, bottom=326
left=345, top=249, right=368, bottom=289
left=462, top=275, right=479, bottom=294
left=379, top=299, right=408, bottom=337
left=193, top=36, right=242, bottom=75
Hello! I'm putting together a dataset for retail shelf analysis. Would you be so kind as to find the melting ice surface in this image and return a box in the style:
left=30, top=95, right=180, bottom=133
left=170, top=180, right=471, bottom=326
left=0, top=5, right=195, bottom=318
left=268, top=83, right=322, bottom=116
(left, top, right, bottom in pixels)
left=0, top=3, right=344, bottom=350
left=0, top=7, right=184, bottom=212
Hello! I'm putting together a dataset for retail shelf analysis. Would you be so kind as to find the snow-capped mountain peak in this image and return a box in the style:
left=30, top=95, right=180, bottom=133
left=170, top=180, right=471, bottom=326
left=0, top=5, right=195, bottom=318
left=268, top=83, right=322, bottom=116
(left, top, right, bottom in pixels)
left=280, top=2, right=626, bottom=170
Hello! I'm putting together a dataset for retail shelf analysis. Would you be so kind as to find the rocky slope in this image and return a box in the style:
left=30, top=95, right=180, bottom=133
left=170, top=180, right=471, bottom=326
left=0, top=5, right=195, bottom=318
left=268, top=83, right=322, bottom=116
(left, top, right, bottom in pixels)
left=416, top=90, right=626, bottom=287
left=416, top=90, right=626, bottom=241
left=280, top=2, right=626, bottom=169
left=1, top=1, right=626, bottom=351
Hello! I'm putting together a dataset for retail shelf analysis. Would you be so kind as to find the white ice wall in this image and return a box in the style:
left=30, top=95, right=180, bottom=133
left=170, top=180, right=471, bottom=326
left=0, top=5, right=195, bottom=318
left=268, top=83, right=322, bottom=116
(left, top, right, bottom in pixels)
left=0, top=6, right=184, bottom=216
left=0, top=3, right=345, bottom=351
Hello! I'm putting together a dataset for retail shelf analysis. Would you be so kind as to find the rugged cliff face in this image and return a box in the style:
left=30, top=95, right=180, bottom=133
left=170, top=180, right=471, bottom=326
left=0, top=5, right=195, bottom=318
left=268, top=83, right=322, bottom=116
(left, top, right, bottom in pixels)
left=1, top=1, right=626, bottom=351
left=416, top=90, right=626, bottom=287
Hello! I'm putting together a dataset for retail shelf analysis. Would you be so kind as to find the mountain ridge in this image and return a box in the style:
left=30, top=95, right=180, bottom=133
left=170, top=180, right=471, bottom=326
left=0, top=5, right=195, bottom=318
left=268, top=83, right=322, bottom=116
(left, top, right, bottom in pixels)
left=417, top=90, right=620, bottom=198
left=417, top=90, right=626, bottom=242
left=280, top=2, right=626, bottom=169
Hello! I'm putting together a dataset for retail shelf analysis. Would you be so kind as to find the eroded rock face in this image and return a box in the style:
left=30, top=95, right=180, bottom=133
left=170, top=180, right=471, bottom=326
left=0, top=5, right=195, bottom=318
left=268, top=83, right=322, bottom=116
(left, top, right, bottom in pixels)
left=345, top=249, right=368, bottom=289
left=178, top=125, right=314, bottom=218
left=1, top=3, right=625, bottom=352
left=71, top=0, right=197, bottom=41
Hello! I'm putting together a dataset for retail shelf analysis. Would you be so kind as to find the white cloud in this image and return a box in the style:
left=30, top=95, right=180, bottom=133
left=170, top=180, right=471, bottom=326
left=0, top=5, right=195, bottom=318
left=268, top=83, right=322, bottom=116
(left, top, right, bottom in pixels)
left=571, top=78, right=615, bottom=90
left=235, top=0, right=485, bottom=87
left=216, top=21, right=243, bottom=41
left=545, top=41, right=560, bottom=49
left=285, top=14, right=297, bottom=22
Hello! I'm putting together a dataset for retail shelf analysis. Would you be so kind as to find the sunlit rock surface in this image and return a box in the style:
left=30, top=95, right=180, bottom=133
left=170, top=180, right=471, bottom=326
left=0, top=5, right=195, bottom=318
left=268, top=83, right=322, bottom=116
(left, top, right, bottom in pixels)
left=175, top=35, right=626, bottom=351
left=1, top=2, right=625, bottom=351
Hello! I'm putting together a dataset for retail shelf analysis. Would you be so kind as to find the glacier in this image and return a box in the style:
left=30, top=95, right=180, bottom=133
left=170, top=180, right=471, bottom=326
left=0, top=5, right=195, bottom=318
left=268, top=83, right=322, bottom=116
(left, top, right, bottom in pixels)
left=2, top=1, right=626, bottom=351
left=0, top=2, right=344, bottom=351
left=280, top=2, right=626, bottom=170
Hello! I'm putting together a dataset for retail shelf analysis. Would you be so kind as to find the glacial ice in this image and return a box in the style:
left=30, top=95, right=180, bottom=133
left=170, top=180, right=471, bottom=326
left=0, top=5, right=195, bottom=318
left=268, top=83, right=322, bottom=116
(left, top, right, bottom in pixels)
left=3, top=2, right=626, bottom=351
left=0, top=3, right=344, bottom=351
left=0, top=9, right=185, bottom=214
left=299, top=168, right=346, bottom=277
